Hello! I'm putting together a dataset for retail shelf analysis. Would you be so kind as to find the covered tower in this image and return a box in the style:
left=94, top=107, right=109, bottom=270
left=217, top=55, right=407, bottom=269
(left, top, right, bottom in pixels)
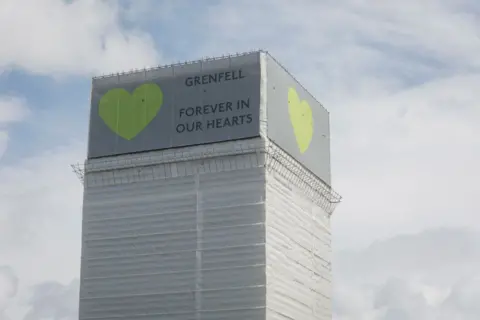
left=76, top=51, right=341, bottom=320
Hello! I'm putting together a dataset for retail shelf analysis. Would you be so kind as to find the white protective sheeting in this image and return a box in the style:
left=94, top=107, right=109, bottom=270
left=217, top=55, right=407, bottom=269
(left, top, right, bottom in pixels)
left=79, top=139, right=268, bottom=320
left=265, top=166, right=332, bottom=320
left=78, top=50, right=337, bottom=320
left=78, top=139, right=335, bottom=320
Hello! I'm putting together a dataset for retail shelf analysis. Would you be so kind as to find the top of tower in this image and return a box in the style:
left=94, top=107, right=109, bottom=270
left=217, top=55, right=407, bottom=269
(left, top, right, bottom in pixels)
left=86, top=50, right=332, bottom=186
left=93, top=50, right=263, bottom=80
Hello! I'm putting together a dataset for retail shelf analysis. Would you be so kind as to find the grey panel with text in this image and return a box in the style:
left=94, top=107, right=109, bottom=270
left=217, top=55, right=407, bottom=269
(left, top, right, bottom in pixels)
left=88, top=53, right=261, bottom=158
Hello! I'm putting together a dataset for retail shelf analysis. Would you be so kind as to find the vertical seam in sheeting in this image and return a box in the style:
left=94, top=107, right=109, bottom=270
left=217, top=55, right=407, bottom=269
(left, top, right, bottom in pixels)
left=194, top=170, right=202, bottom=320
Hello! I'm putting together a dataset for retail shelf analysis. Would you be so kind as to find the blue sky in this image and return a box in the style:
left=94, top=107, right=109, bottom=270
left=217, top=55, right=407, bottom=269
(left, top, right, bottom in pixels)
left=0, top=72, right=89, bottom=162
left=1, top=1, right=480, bottom=319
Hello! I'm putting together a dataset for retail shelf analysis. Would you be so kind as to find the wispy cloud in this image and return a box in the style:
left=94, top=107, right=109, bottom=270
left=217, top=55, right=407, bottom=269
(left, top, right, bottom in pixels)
left=0, top=95, right=29, bottom=158
left=333, top=228, right=480, bottom=319
left=0, top=266, right=18, bottom=320
left=0, top=0, right=161, bottom=76
left=0, top=142, right=84, bottom=319
left=0, top=96, right=29, bottom=124
left=22, top=280, right=79, bottom=320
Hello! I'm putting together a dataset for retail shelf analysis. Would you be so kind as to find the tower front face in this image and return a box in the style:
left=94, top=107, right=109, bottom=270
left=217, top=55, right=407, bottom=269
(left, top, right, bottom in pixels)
left=78, top=51, right=339, bottom=320
left=79, top=141, right=268, bottom=320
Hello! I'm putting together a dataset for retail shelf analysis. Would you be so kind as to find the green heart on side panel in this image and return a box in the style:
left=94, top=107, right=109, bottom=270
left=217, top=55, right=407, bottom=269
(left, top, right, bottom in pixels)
left=98, top=83, right=164, bottom=140
left=288, top=87, right=313, bottom=154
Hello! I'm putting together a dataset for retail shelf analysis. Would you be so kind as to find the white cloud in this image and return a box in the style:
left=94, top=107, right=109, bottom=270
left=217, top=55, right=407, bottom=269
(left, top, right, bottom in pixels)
left=333, top=228, right=480, bottom=320
left=0, top=95, right=29, bottom=159
left=0, top=131, right=8, bottom=160
left=332, top=73, right=480, bottom=247
left=0, top=142, right=84, bottom=319
left=201, top=0, right=480, bottom=71
left=0, top=266, right=18, bottom=320
left=0, top=96, right=29, bottom=124
left=0, top=0, right=160, bottom=76
left=0, top=142, right=84, bottom=273
left=22, top=280, right=79, bottom=320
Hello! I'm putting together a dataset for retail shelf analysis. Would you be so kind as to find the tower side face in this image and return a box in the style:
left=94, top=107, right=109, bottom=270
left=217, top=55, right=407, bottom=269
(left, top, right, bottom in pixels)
left=79, top=140, right=268, bottom=320
left=262, top=52, right=334, bottom=319
left=265, top=163, right=332, bottom=320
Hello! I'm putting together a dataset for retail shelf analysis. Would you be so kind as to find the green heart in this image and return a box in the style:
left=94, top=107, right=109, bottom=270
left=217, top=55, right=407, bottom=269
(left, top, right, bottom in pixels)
left=98, top=83, right=163, bottom=140
left=288, top=87, right=313, bottom=154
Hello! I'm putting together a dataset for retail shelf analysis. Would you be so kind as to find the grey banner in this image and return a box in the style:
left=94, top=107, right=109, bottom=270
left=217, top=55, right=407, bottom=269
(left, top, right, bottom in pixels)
left=265, top=54, right=331, bottom=185
left=88, top=53, right=261, bottom=158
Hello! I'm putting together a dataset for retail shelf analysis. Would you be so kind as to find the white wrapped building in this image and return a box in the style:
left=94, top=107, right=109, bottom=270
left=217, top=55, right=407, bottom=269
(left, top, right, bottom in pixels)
left=76, top=51, right=341, bottom=320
